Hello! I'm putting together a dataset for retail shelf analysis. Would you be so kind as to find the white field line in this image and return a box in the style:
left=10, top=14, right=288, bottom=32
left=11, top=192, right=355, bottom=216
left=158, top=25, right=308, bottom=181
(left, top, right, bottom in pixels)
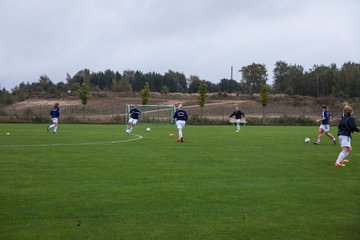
left=0, top=134, right=143, bottom=148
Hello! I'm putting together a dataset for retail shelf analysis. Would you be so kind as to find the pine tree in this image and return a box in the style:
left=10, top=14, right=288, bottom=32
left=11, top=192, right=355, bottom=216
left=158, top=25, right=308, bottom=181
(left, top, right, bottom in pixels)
left=141, top=82, right=150, bottom=105
left=198, top=82, right=208, bottom=118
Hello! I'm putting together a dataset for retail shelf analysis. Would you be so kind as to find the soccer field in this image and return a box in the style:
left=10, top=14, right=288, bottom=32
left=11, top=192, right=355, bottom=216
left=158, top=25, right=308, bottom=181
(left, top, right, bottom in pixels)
left=0, top=123, right=359, bottom=240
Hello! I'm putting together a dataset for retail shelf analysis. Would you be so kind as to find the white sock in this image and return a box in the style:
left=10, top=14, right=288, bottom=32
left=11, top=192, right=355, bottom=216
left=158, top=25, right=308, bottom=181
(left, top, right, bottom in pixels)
left=49, top=125, right=55, bottom=129
left=237, top=123, right=240, bottom=131
left=54, top=126, right=58, bottom=133
left=178, top=128, right=183, bottom=138
left=336, top=151, right=349, bottom=164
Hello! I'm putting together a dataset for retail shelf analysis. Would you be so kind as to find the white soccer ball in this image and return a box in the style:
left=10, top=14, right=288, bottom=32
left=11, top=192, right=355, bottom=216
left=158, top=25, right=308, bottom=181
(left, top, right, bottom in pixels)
left=146, top=128, right=151, bottom=132
left=305, top=137, right=310, bottom=143
left=6, top=132, right=10, bottom=135
left=125, top=129, right=131, bottom=134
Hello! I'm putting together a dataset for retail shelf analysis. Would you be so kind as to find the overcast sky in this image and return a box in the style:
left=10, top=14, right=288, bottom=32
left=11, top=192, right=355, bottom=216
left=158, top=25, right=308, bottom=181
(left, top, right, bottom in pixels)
left=1, top=0, right=359, bottom=90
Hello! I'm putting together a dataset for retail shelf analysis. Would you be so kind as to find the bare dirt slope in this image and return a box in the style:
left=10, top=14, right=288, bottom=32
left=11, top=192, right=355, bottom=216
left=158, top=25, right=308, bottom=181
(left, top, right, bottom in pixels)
left=3, top=91, right=355, bottom=122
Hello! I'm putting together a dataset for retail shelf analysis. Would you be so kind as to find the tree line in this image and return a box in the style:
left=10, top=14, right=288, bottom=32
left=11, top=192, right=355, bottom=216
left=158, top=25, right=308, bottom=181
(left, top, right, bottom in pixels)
left=1, top=61, right=360, bottom=105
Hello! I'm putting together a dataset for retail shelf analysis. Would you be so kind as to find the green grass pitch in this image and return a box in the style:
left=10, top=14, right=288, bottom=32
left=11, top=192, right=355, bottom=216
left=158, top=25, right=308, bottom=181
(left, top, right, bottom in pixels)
left=0, top=123, right=359, bottom=240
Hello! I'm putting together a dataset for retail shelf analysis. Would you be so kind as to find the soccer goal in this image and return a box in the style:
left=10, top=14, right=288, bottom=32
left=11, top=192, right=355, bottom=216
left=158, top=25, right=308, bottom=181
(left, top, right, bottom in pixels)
left=125, top=104, right=176, bottom=126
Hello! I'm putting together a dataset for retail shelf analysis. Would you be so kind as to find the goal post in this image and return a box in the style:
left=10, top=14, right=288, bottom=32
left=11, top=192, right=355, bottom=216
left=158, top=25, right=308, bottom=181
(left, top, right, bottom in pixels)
left=125, top=104, right=176, bottom=126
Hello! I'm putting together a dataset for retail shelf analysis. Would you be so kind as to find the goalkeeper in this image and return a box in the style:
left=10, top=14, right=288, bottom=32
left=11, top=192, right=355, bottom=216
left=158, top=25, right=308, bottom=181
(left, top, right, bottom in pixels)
left=229, top=107, right=245, bottom=132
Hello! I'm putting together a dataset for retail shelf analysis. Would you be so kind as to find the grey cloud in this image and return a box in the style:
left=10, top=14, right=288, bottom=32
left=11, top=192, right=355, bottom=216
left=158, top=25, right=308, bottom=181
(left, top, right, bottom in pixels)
left=0, top=0, right=359, bottom=90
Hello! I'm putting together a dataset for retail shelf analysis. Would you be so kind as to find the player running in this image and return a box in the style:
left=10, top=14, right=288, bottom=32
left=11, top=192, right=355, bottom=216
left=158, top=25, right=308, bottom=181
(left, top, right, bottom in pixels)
left=126, top=105, right=142, bottom=133
left=173, top=104, right=188, bottom=143
left=334, top=105, right=359, bottom=167
left=47, top=103, right=60, bottom=134
left=314, top=104, right=336, bottom=145
left=229, top=107, right=245, bottom=132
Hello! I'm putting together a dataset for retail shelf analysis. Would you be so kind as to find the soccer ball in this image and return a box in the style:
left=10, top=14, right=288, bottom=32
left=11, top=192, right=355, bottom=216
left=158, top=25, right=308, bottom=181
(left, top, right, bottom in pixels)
left=146, top=128, right=151, bottom=132
left=305, top=137, right=310, bottom=143
left=125, top=129, right=131, bottom=134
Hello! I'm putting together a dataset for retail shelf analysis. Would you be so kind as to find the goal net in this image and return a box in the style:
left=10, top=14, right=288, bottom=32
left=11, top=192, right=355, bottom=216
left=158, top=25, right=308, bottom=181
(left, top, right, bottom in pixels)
left=125, top=104, right=176, bottom=126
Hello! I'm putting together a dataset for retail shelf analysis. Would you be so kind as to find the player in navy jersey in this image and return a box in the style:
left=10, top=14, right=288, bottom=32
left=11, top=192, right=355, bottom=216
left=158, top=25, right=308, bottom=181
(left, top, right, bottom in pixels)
left=173, top=104, right=188, bottom=142
left=335, top=105, right=359, bottom=167
left=47, top=103, right=60, bottom=133
left=229, top=107, right=245, bottom=132
left=314, top=104, right=336, bottom=145
left=126, top=106, right=142, bottom=133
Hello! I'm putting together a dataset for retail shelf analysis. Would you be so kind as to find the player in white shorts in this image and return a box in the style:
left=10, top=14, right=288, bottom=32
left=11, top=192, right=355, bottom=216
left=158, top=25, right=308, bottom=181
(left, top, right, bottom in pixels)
left=229, top=107, right=245, bottom=132
left=173, top=104, right=188, bottom=143
left=314, top=104, right=336, bottom=145
left=126, top=106, right=142, bottom=133
left=47, top=103, right=60, bottom=134
left=335, top=106, right=359, bottom=167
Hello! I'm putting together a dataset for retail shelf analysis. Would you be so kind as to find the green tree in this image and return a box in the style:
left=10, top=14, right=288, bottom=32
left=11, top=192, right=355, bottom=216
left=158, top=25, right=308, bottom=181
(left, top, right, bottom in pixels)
left=218, top=79, right=239, bottom=93
left=260, top=84, right=270, bottom=123
left=111, top=78, right=119, bottom=92
left=240, top=63, right=268, bottom=94
left=338, top=62, right=360, bottom=97
left=146, top=72, right=164, bottom=92
left=164, top=70, right=187, bottom=93
left=117, top=77, right=132, bottom=93
left=123, top=70, right=136, bottom=91
left=12, top=82, right=31, bottom=101
left=133, top=71, right=147, bottom=92
left=0, top=88, right=14, bottom=105
left=329, top=86, right=336, bottom=121
left=188, top=75, right=202, bottom=93
left=160, top=85, right=169, bottom=95
left=204, top=81, right=219, bottom=93
left=289, top=64, right=305, bottom=95
left=68, top=69, right=89, bottom=90
left=273, top=61, right=305, bottom=95
left=77, top=82, right=90, bottom=119
left=38, top=75, right=54, bottom=92
left=198, top=82, right=208, bottom=118
left=273, top=61, right=290, bottom=94
left=141, top=82, right=150, bottom=105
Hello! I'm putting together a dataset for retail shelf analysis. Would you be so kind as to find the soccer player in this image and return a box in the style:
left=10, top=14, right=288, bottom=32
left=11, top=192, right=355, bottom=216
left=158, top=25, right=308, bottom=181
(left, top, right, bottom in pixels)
left=47, top=103, right=60, bottom=134
left=173, top=104, right=188, bottom=143
left=314, top=104, right=336, bottom=145
left=334, top=106, right=359, bottom=167
left=126, top=105, right=142, bottom=133
left=229, top=107, right=245, bottom=132
left=341, top=101, right=349, bottom=119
